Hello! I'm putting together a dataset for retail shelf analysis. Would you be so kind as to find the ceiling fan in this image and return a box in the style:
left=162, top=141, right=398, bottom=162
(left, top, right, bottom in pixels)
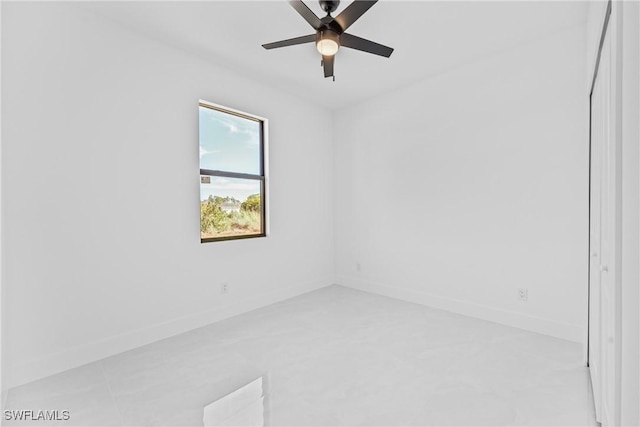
left=262, top=0, right=393, bottom=80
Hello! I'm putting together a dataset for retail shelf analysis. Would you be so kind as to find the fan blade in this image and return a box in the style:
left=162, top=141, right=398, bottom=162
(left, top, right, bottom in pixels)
left=262, top=34, right=316, bottom=50
left=289, top=0, right=322, bottom=30
left=341, top=33, right=393, bottom=57
left=323, top=55, right=334, bottom=78
left=334, top=1, right=377, bottom=31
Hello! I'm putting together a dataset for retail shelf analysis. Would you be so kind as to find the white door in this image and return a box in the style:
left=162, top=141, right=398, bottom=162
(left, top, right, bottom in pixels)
left=588, top=12, right=621, bottom=426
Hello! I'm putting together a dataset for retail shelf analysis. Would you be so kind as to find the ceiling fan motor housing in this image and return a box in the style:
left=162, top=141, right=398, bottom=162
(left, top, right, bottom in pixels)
left=319, top=15, right=344, bottom=34
left=316, top=29, right=340, bottom=43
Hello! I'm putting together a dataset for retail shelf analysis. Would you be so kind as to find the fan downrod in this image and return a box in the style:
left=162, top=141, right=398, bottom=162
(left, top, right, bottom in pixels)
left=319, top=0, right=340, bottom=15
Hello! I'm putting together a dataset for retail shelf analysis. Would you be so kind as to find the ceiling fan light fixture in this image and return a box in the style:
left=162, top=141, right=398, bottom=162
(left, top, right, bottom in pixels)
left=316, top=30, right=340, bottom=56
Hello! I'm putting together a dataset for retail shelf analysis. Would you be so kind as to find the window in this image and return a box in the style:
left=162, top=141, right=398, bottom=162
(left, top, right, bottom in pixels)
left=199, top=101, right=267, bottom=242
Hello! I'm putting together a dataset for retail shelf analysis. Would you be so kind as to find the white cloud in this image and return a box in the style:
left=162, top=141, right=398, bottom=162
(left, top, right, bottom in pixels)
left=199, top=146, right=219, bottom=159
left=212, top=115, right=259, bottom=141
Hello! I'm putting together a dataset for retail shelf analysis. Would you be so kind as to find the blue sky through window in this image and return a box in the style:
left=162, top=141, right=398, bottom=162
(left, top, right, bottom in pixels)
left=199, top=106, right=262, bottom=202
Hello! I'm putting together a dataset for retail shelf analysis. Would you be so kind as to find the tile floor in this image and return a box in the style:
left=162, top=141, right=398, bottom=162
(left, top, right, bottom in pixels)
left=4, top=285, right=597, bottom=426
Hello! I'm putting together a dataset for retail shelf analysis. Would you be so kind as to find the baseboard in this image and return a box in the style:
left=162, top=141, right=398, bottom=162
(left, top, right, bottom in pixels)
left=6, top=277, right=332, bottom=390
left=337, top=275, right=583, bottom=343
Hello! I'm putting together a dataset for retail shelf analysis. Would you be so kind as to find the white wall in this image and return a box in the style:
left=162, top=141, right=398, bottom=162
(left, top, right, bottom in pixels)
left=2, top=3, right=334, bottom=388
left=334, top=25, right=588, bottom=343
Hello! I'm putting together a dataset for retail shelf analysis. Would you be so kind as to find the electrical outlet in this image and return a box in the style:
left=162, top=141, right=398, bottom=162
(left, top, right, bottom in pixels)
left=220, top=283, right=229, bottom=295
left=517, top=288, right=528, bottom=301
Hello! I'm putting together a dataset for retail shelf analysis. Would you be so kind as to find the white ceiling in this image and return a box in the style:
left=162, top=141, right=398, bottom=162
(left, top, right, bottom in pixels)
left=77, top=1, right=588, bottom=110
